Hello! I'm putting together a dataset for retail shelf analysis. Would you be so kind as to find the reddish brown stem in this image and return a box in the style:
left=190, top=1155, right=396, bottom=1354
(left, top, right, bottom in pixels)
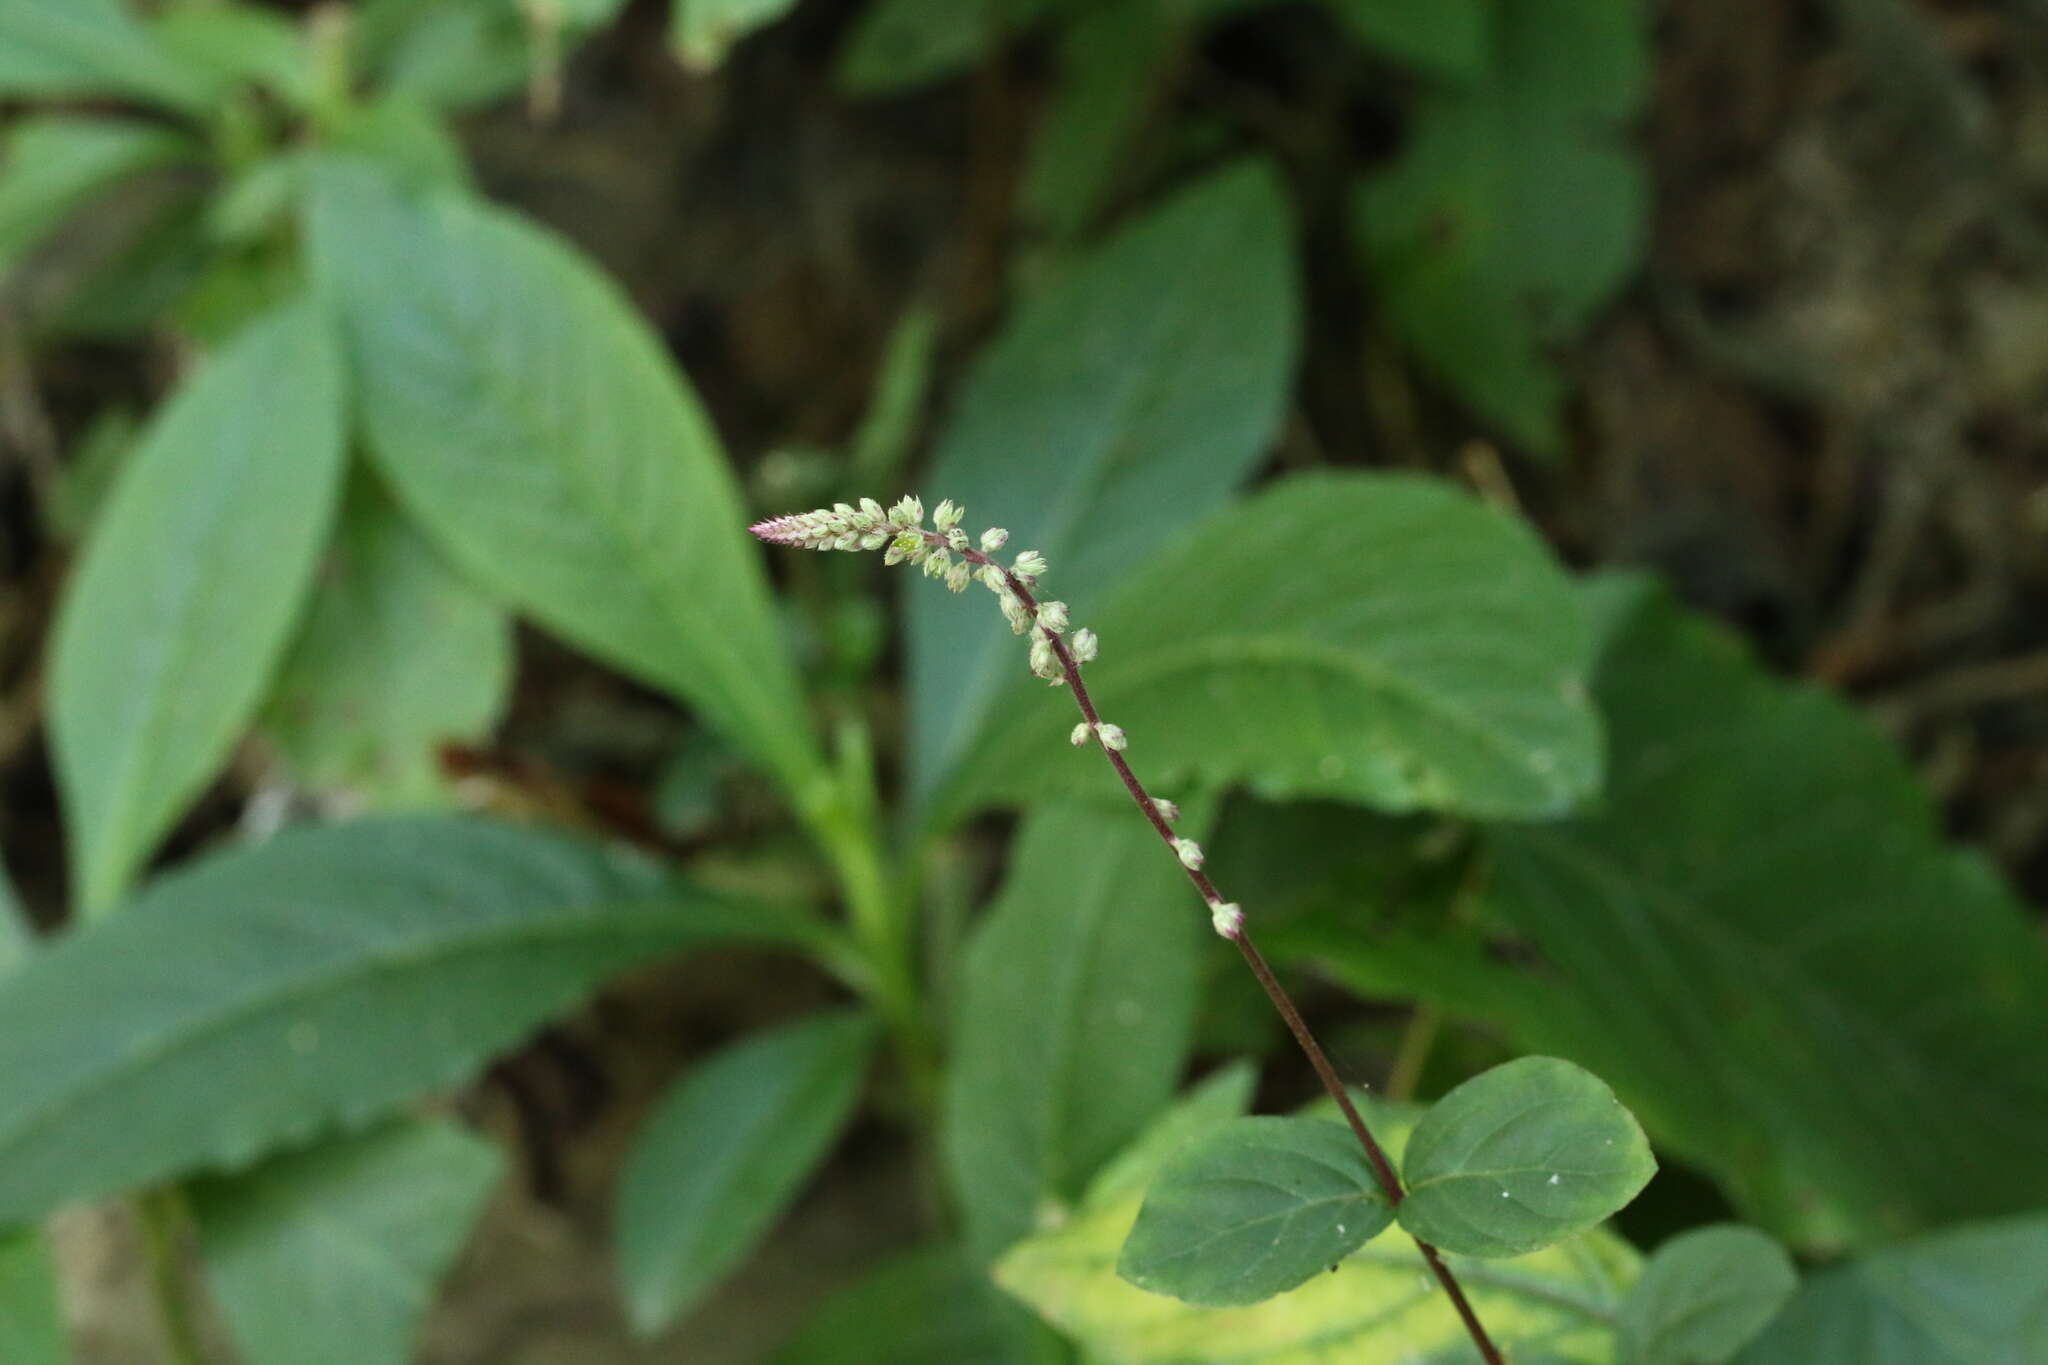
left=954, top=538, right=1506, bottom=1365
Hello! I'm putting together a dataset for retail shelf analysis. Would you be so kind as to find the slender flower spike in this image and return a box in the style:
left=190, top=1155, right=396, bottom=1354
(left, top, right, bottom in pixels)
left=1174, top=838, right=1205, bottom=870
left=1210, top=902, right=1244, bottom=939
left=1070, top=628, right=1098, bottom=663
left=1094, top=722, right=1127, bottom=751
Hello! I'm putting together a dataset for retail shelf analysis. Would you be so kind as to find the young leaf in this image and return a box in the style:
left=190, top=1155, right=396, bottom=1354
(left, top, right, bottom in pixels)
left=618, top=1011, right=876, bottom=1335
left=0, top=0, right=210, bottom=110
left=49, top=297, right=349, bottom=915
left=0, top=117, right=199, bottom=279
left=262, top=474, right=513, bottom=807
left=1735, top=1212, right=2048, bottom=1364
left=907, top=158, right=1298, bottom=809
left=937, top=472, right=1601, bottom=825
left=1488, top=583, right=2048, bottom=1244
left=190, top=1119, right=503, bottom=1365
left=0, top=1227, right=67, bottom=1365
left=1618, top=1225, right=1797, bottom=1365
left=0, top=816, right=814, bottom=1225
left=1356, top=0, right=1648, bottom=455
left=306, top=162, right=827, bottom=811
left=673, top=0, right=800, bottom=70
left=1117, top=1116, right=1394, bottom=1307
left=942, top=805, right=1205, bottom=1262
left=772, top=1246, right=1063, bottom=1365
left=1397, top=1056, right=1655, bottom=1259
left=1083, top=1063, right=1259, bottom=1208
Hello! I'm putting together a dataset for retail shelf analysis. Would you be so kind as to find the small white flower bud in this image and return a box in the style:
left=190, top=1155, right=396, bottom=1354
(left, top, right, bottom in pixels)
left=978, top=565, right=1005, bottom=591
left=1094, top=722, right=1126, bottom=751
left=891, top=495, right=924, bottom=526
left=1028, top=632, right=1061, bottom=680
left=999, top=592, right=1030, bottom=635
left=945, top=560, right=972, bottom=592
left=923, top=552, right=949, bottom=579
left=1012, top=550, right=1048, bottom=579
left=1174, top=838, right=1205, bottom=870
left=946, top=527, right=970, bottom=552
left=1209, top=902, right=1244, bottom=938
left=1037, top=601, right=1069, bottom=634
left=934, top=499, right=964, bottom=531
left=882, top=540, right=907, bottom=566
left=860, top=531, right=887, bottom=550
left=1070, top=722, right=1091, bottom=747
left=1070, top=628, right=1098, bottom=663
left=981, top=527, right=1009, bottom=552
left=833, top=531, right=860, bottom=551
left=1152, top=798, right=1180, bottom=823
left=859, top=496, right=884, bottom=520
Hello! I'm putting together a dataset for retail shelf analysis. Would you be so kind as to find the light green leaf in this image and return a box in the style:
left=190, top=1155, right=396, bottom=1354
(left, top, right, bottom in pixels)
left=0, top=815, right=814, bottom=1225
left=672, top=0, right=799, bottom=69
left=908, top=158, right=1297, bottom=811
left=190, top=1119, right=502, bottom=1365
left=150, top=4, right=312, bottom=106
left=1736, top=1213, right=2048, bottom=1364
left=1357, top=0, right=1648, bottom=455
left=0, top=117, right=199, bottom=280
left=618, top=1011, right=876, bottom=1335
left=1084, top=1063, right=1258, bottom=1208
left=773, top=1246, right=1063, bottom=1365
left=0, top=0, right=210, bottom=110
left=1117, top=1116, right=1394, bottom=1307
left=1397, top=1056, right=1655, bottom=1259
left=307, top=162, right=824, bottom=807
left=1619, top=1225, right=1797, bottom=1365
left=262, top=475, right=513, bottom=808
left=1487, top=585, right=2048, bottom=1245
left=1322, top=0, right=1488, bottom=78
left=0, top=1226, right=67, bottom=1365
left=943, top=805, right=1205, bottom=1262
left=938, top=472, right=1601, bottom=824
left=356, top=0, right=625, bottom=111
left=998, top=1163, right=1638, bottom=1363
left=49, top=298, right=349, bottom=915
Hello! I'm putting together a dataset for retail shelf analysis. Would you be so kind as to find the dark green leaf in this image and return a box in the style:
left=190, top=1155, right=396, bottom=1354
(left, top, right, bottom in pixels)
left=1019, top=3, right=1173, bottom=242
left=618, top=1011, right=876, bottom=1335
left=307, top=163, right=825, bottom=804
left=673, top=0, right=800, bottom=70
left=1488, top=585, right=2048, bottom=1244
left=1083, top=1062, right=1259, bottom=1208
left=49, top=298, right=349, bottom=914
left=1619, top=1225, right=1797, bottom=1365
left=773, top=1246, right=1063, bottom=1365
left=0, top=816, right=812, bottom=1224
left=939, top=472, right=1601, bottom=824
left=0, top=855, right=30, bottom=974
left=0, top=0, right=210, bottom=110
left=355, top=0, right=625, bottom=111
left=908, top=159, right=1297, bottom=810
left=262, top=475, right=513, bottom=807
left=1397, top=1056, right=1655, bottom=1259
left=1323, top=0, right=1488, bottom=78
left=836, top=0, right=1041, bottom=95
left=1736, top=1213, right=2048, bottom=1365
left=0, top=1227, right=67, bottom=1365
left=191, top=1119, right=503, bottom=1365
left=1117, top=1116, right=1394, bottom=1307
left=848, top=305, right=937, bottom=488
left=0, top=117, right=199, bottom=280
left=942, top=805, right=1205, bottom=1261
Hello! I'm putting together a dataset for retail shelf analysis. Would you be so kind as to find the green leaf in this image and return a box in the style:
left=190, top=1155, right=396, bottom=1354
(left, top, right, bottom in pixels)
left=306, top=163, right=825, bottom=806
left=190, top=1119, right=502, bottom=1365
left=942, top=805, right=1205, bottom=1262
left=1735, top=1213, right=2048, bottom=1365
left=262, top=475, right=513, bottom=807
left=1019, top=2, right=1174, bottom=242
left=0, top=0, right=210, bottom=110
left=836, top=0, right=1039, bottom=95
left=939, top=472, right=1601, bottom=824
left=1619, top=1225, right=1797, bottom=1365
left=1322, top=0, right=1488, bottom=78
left=1487, top=584, right=2048, bottom=1245
left=848, top=304, right=937, bottom=488
left=150, top=4, right=313, bottom=107
left=672, top=0, right=799, bottom=70
left=0, top=855, right=31, bottom=974
left=908, top=158, right=1298, bottom=811
left=617, top=1011, right=876, bottom=1335
left=0, top=117, right=200, bottom=280
left=1397, top=1056, right=1655, bottom=1259
left=0, top=815, right=812, bottom=1225
left=0, top=1226, right=67, bottom=1365
left=49, top=298, right=349, bottom=915
left=355, top=0, right=625, bottom=111
left=1084, top=1063, right=1259, bottom=1208
left=998, top=1154, right=1638, bottom=1363
left=1356, top=0, right=1648, bottom=455
left=773, top=1246, right=1063, bottom=1365
left=1117, top=1116, right=1394, bottom=1307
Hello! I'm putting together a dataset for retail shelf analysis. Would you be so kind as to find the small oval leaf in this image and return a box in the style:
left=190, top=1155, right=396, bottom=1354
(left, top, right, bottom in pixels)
left=1397, top=1056, right=1655, bottom=1258
left=1116, top=1116, right=1393, bottom=1307
left=1619, top=1224, right=1797, bottom=1365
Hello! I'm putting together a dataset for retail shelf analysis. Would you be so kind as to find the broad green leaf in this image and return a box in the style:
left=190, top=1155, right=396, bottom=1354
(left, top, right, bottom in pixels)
left=0, top=1227, right=67, bottom=1365
left=673, top=0, right=799, bottom=69
left=0, top=816, right=813, bottom=1225
left=0, top=117, right=199, bottom=280
left=356, top=0, right=626, bottom=110
left=849, top=304, right=937, bottom=487
left=1084, top=1063, right=1258, bottom=1207
left=774, top=1246, right=1063, bottom=1365
left=1020, top=2, right=1173, bottom=242
left=1397, top=1056, right=1655, bottom=1259
left=1619, top=1225, right=1797, bottom=1365
left=190, top=1119, right=502, bottom=1365
left=1117, top=1116, right=1394, bottom=1307
left=908, top=158, right=1297, bottom=810
left=49, top=298, right=349, bottom=915
left=0, top=855, right=31, bottom=973
left=938, top=472, right=1601, bottom=824
left=1487, top=585, right=2048, bottom=1245
left=306, top=163, right=825, bottom=807
left=1356, top=0, right=1648, bottom=455
left=837, top=0, right=1042, bottom=95
left=1735, top=1213, right=2048, bottom=1365
left=262, top=475, right=513, bottom=807
left=1322, top=0, right=1488, bottom=78
left=999, top=1166, right=1638, bottom=1363
left=943, top=805, right=1205, bottom=1262
left=618, top=1011, right=876, bottom=1335
left=0, top=0, right=210, bottom=110
left=150, top=4, right=312, bottom=107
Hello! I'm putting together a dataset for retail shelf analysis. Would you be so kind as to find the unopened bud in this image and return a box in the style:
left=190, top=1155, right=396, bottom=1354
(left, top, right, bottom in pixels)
left=1070, top=628, right=1098, bottom=663
left=1153, top=798, right=1180, bottom=823
left=1209, top=902, right=1244, bottom=938
left=1174, top=838, right=1205, bottom=870
left=1094, top=722, right=1127, bottom=751
left=981, top=527, right=1009, bottom=552
left=1070, top=722, right=1091, bottom=746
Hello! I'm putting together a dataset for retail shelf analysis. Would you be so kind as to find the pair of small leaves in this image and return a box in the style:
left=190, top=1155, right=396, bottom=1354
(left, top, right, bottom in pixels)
left=1119, top=1057, right=1654, bottom=1308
